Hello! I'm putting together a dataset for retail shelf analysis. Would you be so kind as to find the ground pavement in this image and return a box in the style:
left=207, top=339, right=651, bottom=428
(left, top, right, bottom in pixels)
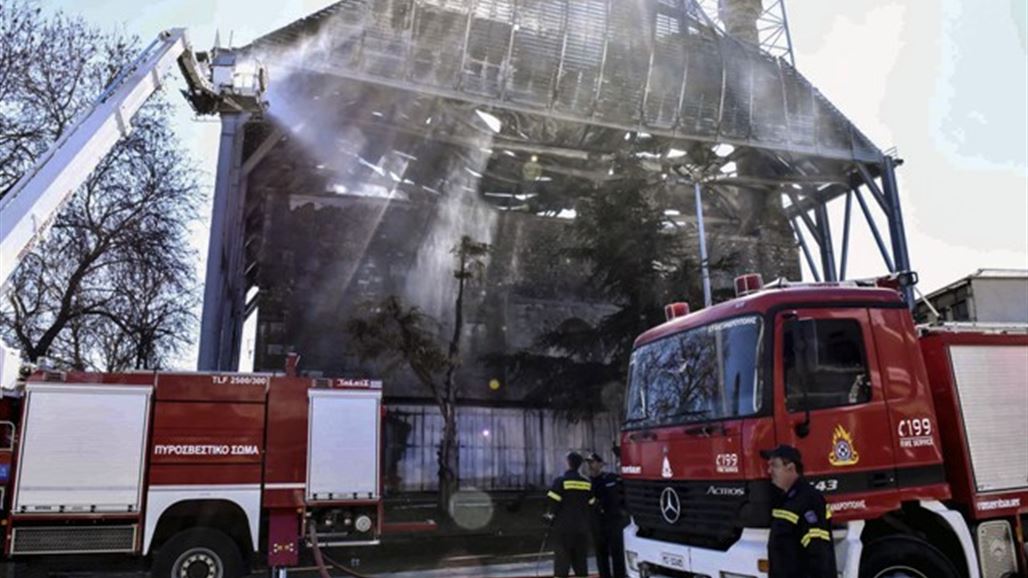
left=1, top=491, right=608, bottom=577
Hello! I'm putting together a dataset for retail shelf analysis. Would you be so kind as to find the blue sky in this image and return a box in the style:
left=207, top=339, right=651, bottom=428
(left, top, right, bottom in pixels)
left=41, top=0, right=1028, bottom=367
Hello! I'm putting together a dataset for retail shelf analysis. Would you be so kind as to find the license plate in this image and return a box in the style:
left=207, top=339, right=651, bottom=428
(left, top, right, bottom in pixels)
left=660, top=552, right=686, bottom=570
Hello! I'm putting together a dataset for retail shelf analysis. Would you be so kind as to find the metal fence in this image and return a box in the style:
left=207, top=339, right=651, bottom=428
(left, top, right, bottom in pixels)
left=384, top=404, right=620, bottom=492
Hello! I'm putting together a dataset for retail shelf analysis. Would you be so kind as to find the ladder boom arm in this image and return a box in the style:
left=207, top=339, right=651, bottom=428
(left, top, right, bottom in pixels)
left=0, top=28, right=208, bottom=289
left=0, top=28, right=266, bottom=389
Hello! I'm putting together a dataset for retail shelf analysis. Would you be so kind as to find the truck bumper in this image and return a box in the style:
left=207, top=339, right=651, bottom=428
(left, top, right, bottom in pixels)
left=623, top=519, right=863, bottom=578
left=622, top=519, right=769, bottom=578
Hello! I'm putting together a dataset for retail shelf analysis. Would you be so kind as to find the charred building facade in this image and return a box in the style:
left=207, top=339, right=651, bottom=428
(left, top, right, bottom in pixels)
left=196, top=0, right=910, bottom=490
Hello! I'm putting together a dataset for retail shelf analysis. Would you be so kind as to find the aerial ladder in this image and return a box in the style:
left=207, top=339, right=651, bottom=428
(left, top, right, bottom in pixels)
left=0, top=28, right=267, bottom=389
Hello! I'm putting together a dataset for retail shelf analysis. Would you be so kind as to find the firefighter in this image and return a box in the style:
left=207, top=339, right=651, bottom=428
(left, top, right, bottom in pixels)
left=760, top=444, right=838, bottom=578
left=544, top=451, right=595, bottom=578
left=586, top=451, right=627, bottom=578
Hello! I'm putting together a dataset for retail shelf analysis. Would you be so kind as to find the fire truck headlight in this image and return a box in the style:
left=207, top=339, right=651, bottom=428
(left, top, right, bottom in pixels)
left=626, top=550, right=639, bottom=572
left=976, top=520, right=1018, bottom=577
left=719, top=573, right=757, bottom=578
left=354, top=514, right=373, bottom=533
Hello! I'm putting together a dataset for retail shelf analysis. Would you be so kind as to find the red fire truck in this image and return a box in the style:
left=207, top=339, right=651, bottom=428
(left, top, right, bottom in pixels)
left=0, top=361, right=383, bottom=577
left=0, top=28, right=408, bottom=578
left=620, top=275, right=1027, bottom=578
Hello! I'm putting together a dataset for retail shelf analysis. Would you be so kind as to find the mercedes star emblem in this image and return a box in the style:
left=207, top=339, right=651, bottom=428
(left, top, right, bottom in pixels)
left=659, top=486, right=682, bottom=524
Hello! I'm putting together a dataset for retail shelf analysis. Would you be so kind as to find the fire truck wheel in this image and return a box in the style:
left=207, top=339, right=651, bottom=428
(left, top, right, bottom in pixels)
left=153, top=528, right=245, bottom=578
left=860, top=535, right=960, bottom=578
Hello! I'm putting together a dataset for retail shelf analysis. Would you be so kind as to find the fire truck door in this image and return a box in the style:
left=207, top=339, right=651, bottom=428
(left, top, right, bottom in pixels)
left=772, top=308, right=897, bottom=502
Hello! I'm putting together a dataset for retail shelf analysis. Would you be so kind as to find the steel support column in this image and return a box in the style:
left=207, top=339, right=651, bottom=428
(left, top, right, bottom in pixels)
left=198, top=112, right=249, bottom=371
left=219, top=159, right=251, bottom=371
left=785, top=190, right=819, bottom=242
left=776, top=0, right=796, bottom=66
left=814, top=198, right=837, bottom=282
left=856, top=163, right=890, bottom=216
left=839, top=188, right=853, bottom=280
left=852, top=185, right=895, bottom=273
left=881, top=156, right=913, bottom=304
left=790, top=218, right=821, bottom=283
left=781, top=162, right=910, bottom=290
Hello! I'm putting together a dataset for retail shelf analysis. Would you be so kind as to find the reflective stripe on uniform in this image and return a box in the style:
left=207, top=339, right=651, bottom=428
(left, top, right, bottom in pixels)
left=563, top=480, right=591, bottom=491
left=547, top=491, right=563, bottom=502
left=825, top=505, right=832, bottom=519
left=800, top=528, right=831, bottom=547
left=772, top=508, right=799, bottom=524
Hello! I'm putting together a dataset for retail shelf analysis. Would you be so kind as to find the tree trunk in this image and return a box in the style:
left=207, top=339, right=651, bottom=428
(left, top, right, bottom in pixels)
left=437, top=400, right=459, bottom=516
left=25, top=240, right=108, bottom=362
left=437, top=240, right=471, bottom=516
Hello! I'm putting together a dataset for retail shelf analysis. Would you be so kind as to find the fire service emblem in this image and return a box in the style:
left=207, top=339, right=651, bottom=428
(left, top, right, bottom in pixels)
left=660, top=487, right=682, bottom=524
left=828, top=424, right=860, bottom=466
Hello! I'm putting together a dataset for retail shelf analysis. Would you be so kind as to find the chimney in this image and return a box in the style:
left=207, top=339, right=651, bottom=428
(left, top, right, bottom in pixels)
left=718, top=0, right=762, bottom=45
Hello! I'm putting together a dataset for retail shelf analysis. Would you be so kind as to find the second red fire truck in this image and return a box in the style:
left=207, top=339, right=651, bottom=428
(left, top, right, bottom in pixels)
left=0, top=359, right=384, bottom=577
left=620, top=274, right=1027, bottom=578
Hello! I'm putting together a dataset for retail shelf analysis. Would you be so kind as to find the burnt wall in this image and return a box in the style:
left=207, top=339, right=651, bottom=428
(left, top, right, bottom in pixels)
left=248, top=183, right=799, bottom=403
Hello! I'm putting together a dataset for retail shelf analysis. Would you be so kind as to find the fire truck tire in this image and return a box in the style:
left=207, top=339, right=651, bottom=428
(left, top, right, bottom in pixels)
left=859, top=535, right=961, bottom=578
left=153, top=528, right=245, bottom=578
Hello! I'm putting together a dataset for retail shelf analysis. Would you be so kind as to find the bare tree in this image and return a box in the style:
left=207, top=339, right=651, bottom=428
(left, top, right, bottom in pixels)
left=0, top=1, right=201, bottom=370
left=348, top=235, right=489, bottom=516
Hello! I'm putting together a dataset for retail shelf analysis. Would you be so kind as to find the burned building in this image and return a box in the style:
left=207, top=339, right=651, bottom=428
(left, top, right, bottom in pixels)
left=196, top=0, right=907, bottom=490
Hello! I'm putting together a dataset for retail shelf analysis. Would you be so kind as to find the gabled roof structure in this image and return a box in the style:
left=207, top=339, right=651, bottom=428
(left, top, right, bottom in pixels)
left=197, top=0, right=915, bottom=371
left=234, top=0, right=909, bottom=283
left=244, top=0, right=880, bottom=164
left=242, top=0, right=884, bottom=168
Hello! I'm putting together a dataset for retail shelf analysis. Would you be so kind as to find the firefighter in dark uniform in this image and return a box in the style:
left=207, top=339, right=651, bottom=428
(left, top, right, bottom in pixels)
left=544, top=451, right=595, bottom=578
left=760, top=445, right=837, bottom=578
left=586, top=451, right=627, bottom=578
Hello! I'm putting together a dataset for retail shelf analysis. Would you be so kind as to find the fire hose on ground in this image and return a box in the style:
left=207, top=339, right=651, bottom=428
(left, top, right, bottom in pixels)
left=303, top=519, right=572, bottom=578
left=533, top=522, right=553, bottom=578
left=307, top=523, right=374, bottom=578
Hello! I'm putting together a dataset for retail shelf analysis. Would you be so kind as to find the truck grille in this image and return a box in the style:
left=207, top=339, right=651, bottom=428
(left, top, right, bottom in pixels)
left=624, top=479, right=760, bottom=551
left=11, top=525, right=136, bottom=555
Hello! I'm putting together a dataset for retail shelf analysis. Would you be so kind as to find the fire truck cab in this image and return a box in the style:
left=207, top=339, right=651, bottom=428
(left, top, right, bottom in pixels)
left=620, top=276, right=1028, bottom=578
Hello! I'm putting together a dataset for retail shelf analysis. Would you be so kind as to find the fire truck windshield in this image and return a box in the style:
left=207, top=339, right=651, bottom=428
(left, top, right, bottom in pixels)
left=625, top=315, right=763, bottom=428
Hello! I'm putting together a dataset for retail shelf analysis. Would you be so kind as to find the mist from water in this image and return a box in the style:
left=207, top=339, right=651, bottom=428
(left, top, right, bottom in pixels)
left=241, top=0, right=808, bottom=327
left=404, top=134, right=496, bottom=325
left=249, top=8, right=497, bottom=327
